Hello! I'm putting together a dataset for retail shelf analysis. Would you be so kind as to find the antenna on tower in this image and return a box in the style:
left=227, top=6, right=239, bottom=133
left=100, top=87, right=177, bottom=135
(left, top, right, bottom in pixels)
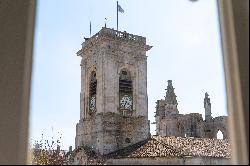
left=105, top=18, right=107, bottom=28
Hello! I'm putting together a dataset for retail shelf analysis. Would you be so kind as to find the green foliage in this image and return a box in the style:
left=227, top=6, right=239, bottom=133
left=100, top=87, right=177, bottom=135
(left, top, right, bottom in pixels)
left=31, top=133, right=68, bottom=165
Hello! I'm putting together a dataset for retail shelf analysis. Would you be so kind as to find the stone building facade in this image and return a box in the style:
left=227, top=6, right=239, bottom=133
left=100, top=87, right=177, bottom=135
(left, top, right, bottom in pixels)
left=155, top=80, right=228, bottom=139
left=75, top=27, right=152, bottom=155
left=71, top=28, right=231, bottom=165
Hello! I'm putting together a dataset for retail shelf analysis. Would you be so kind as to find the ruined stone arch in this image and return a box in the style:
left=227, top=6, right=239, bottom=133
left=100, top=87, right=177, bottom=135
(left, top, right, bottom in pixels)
left=216, top=130, right=223, bottom=139
left=212, top=117, right=228, bottom=139
left=214, top=127, right=227, bottom=139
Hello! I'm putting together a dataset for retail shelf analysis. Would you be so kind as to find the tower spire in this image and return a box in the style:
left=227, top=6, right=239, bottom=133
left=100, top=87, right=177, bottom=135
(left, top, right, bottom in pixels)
left=204, top=92, right=212, bottom=121
left=165, top=80, right=178, bottom=105
left=164, top=80, right=179, bottom=115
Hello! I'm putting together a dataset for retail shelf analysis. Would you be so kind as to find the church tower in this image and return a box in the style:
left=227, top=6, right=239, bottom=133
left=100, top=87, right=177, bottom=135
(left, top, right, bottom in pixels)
left=204, top=92, right=212, bottom=121
left=155, top=80, right=179, bottom=136
left=75, top=27, right=152, bottom=154
left=164, top=80, right=179, bottom=115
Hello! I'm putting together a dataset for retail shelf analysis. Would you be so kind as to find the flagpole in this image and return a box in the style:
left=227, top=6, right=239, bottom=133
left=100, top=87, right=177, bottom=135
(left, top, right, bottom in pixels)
left=90, top=21, right=91, bottom=37
left=117, top=1, right=118, bottom=31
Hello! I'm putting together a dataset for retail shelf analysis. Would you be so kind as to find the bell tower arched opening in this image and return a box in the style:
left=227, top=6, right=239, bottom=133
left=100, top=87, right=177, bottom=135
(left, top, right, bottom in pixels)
left=89, top=71, right=97, bottom=113
left=119, top=69, right=133, bottom=116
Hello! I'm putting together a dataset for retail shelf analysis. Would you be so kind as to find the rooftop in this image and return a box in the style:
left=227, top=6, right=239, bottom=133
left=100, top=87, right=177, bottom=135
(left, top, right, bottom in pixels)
left=125, top=136, right=231, bottom=159
left=77, top=27, right=151, bottom=56
left=72, top=136, right=231, bottom=160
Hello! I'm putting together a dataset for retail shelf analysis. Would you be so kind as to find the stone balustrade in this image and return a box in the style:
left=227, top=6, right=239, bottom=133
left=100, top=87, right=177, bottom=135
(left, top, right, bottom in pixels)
left=85, top=28, right=145, bottom=46
left=76, top=27, right=148, bottom=57
left=99, top=28, right=146, bottom=43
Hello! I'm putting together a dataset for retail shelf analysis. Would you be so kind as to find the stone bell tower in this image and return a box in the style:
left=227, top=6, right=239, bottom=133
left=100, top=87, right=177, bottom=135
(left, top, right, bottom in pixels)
left=75, top=27, right=152, bottom=155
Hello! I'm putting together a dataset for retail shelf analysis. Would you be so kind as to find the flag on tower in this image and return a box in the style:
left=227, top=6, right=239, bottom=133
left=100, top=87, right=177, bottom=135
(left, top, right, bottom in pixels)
left=118, top=4, right=124, bottom=13
left=117, top=1, right=124, bottom=31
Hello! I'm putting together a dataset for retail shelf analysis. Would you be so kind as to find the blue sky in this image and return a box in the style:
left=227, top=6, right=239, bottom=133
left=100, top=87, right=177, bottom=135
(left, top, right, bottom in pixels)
left=29, top=0, right=227, bottom=150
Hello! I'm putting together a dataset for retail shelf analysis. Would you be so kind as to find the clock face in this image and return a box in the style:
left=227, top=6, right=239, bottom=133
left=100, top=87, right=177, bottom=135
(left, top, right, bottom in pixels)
left=89, top=96, right=96, bottom=112
left=120, top=95, right=132, bottom=110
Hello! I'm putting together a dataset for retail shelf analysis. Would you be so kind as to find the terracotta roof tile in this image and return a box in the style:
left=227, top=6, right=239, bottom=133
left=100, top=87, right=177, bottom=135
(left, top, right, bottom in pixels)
left=126, top=136, right=231, bottom=158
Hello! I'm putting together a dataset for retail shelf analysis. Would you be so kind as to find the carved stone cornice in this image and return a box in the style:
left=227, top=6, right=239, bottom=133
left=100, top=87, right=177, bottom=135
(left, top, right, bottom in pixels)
left=76, top=27, right=152, bottom=58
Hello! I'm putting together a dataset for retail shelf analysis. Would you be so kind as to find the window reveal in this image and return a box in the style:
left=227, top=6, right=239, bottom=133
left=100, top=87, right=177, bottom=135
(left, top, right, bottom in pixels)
left=119, top=69, right=133, bottom=113
left=89, top=71, right=97, bottom=113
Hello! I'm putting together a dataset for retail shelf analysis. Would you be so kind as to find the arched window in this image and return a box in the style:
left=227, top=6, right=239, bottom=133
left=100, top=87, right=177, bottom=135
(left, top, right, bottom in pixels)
left=216, top=130, right=223, bottom=139
left=89, top=71, right=97, bottom=113
left=119, top=69, right=133, bottom=113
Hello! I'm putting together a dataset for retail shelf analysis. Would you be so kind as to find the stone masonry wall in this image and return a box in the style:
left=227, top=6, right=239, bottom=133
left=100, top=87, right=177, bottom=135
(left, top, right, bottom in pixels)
left=155, top=81, right=229, bottom=139
left=76, top=112, right=150, bottom=155
left=156, top=113, right=228, bottom=139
